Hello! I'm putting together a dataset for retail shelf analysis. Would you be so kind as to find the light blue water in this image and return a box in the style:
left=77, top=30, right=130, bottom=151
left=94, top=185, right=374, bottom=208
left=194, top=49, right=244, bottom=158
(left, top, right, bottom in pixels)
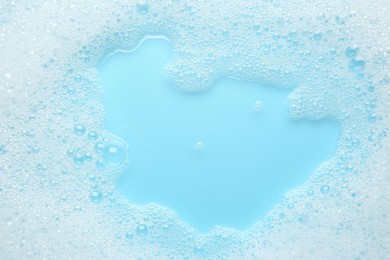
left=98, top=39, right=340, bottom=232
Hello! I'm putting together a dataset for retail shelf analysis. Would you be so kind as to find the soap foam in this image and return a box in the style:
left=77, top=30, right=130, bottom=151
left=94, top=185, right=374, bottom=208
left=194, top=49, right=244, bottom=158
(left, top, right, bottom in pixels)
left=0, top=0, right=389, bottom=258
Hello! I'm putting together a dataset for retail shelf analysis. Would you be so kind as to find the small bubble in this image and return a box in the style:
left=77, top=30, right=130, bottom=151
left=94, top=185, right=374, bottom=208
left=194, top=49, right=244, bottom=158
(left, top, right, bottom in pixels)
left=74, top=124, right=86, bottom=136
left=279, top=212, right=286, bottom=219
left=313, top=32, right=322, bottom=41
left=0, top=145, right=6, bottom=155
left=94, top=142, right=105, bottom=154
left=351, top=139, right=360, bottom=147
left=298, top=216, right=307, bottom=224
left=320, top=185, right=330, bottom=194
left=88, top=131, right=98, bottom=141
left=368, top=114, right=377, bottom=122
left=67, top=87, right=75, bottom=95
left=273, top=34, right=281, bottom=40
left=253, top=100, right=263, bottom=112
left=89, top=190, right=103, bottom=203
left=345, top=46, right=359, bottom=58
left=125, top=232, right=134, bottom=240
left=307, top=190, right=314, bottom=196
left=136, top=1, right=149, bottom=15
left=67, top=149, right=74, bottom=157
left=88, top=174, right=96, bottom=182
left=135, top=224, right=148, bottom=237
left=36, top=163, right=46, bottom=171
left=346, top=165, right=353, bottom=172
left=96, top=159, right=106, bottom=170
left=194, top=141, right=204, bottom=150
left=74, top=74, right=82, bottom=82
left=103, top=141, right=128, bottom=167
left=30, top=146, right=40, bottom=154
left=73, top=153, right=84, bottom=166
left=193, top=246, right=204, bottom=256
left=84, top=152, right=93, bottom=162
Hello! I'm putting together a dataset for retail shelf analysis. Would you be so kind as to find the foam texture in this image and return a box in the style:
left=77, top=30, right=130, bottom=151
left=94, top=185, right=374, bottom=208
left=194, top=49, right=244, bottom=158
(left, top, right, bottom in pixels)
left=0, top=0, right=389, bottom=258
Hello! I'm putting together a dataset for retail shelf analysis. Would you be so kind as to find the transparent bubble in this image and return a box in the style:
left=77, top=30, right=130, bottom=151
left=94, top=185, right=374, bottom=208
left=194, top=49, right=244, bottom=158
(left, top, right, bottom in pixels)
left=74, top=74, right=82, bottom=82
left=89, top=190, right=103, bottom=203
left=88, top=174, right=96, bottom=182
left=135, top=224, right=148, bottom=237
left=84, top=152, right=93, bottom=162
left=348, top=57, right=366, bottom=72
left=103, top=141, right=128, bottom=167
left=125, top=232, right=134, bottom=240
left=73, top=153, right=84, bottom=166
left=320, top=185, right=330, bottom=194
left=88, top=131, right=98, bottom=141
left=307, top=190, right=314, bottom=196
left=313, top=32, right=322, bottom=41
left=287, top=203, right=295, bottom=209
left=96, top=159, right=106, bottom=170
left=193, top=246, right=204, bottom=256
left=0, top=144, right=6, bottom=155
left=194, top=141, right=204, bottom=150
left=67, top=87, right=76, bottom=95
left=253, top=100, right=263, bottom=112
left=67, top=149, right=74, bottom=157
left=73, top=205, right=82, bottom=212
left=94, top=141, right=105, bottom=154
left=74, top=124, right=86, bottom=136
left=136, top=1, right=149, bottom=15
left=345, top=46, right=359, bottom=58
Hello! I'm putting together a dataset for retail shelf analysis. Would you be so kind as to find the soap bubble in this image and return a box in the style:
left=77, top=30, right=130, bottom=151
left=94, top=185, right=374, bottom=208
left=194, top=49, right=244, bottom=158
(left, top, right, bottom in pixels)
left=74, top=124, right=86, bottom=136
left=253, top=100, right=263, bottom=112
left=193, top=246, right=205, bottom=256
left=135, top=224, right=148, bottom=237
left=73, top=153, right=84, bottom=166
left=320, top=185, right=330, bottom=194
left=345, top=46, right=359, bottom=58
left=89, top=190, right=103, bottom=203
left=0, top=145, right=6, bottom=155
left=88, top=131, right=98, bottom=141
left=94, top=141, right=105, bottom=154
left=103, top=140, right=128, bottom=167
left=348, top=57, right=366, bottom=73
left=125, top=232, right=134, bottom=240
left=194, top=141, right=204, bottom=150
left=84, top=152, right=93, bottom=162
left=96, top=159, right=106, bottom=170
left=136, top=1, right=149, bottom=15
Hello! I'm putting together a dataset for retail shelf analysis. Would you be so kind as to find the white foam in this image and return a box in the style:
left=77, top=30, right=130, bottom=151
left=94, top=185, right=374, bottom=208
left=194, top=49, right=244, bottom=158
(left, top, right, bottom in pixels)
left=0, top=0, right=389, bottom=258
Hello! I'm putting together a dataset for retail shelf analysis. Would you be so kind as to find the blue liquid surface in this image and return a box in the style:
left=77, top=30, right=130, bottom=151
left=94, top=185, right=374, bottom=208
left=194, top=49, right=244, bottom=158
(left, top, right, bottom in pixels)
left=99, top=39, right=339, bottom=232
